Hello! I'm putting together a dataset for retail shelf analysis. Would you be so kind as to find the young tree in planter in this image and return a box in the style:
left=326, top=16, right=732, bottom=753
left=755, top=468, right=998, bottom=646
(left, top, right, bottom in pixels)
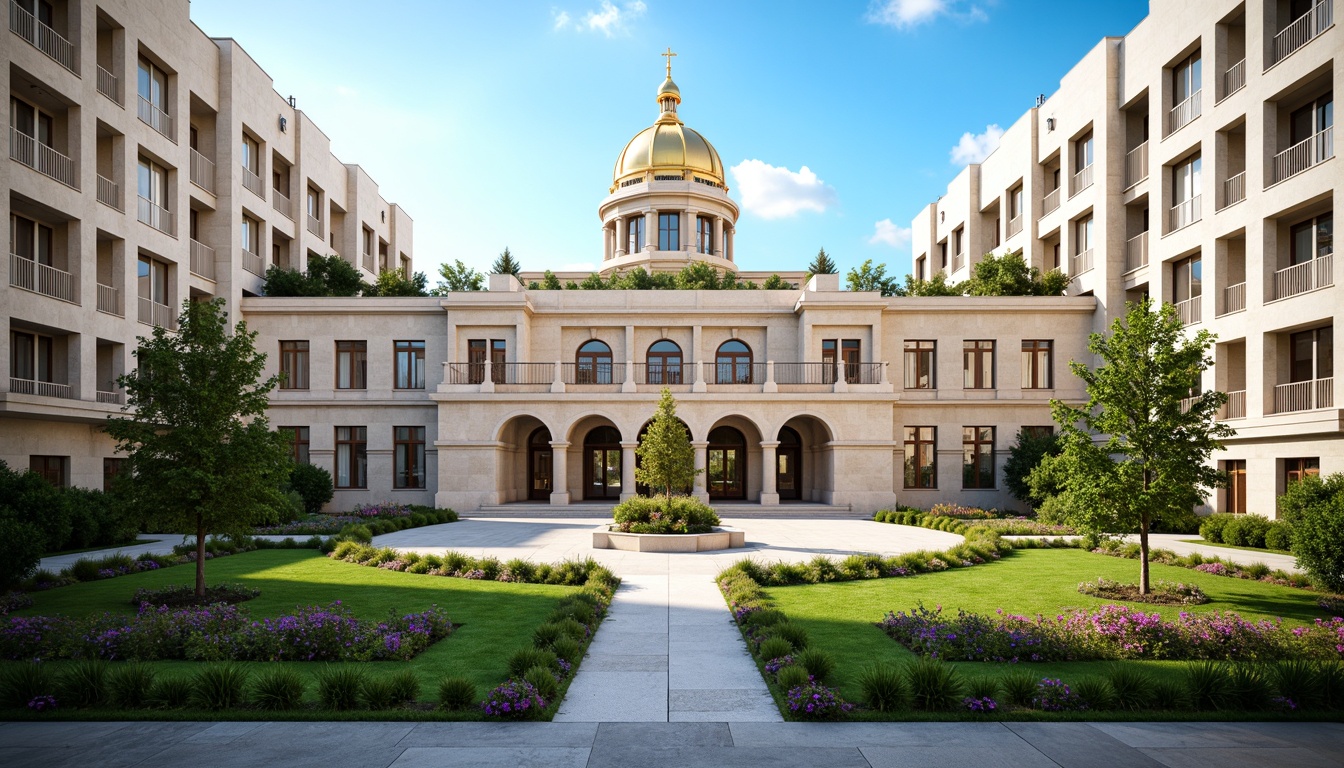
left=105, top=299, right=292, bottom=597
left=1045, top=297, right=1233, bottom=594
left=806, top=247, right=837, bottom=277
left=634, top=388, right=700, bottom=501
left=490, top=247, right=521, bottom=277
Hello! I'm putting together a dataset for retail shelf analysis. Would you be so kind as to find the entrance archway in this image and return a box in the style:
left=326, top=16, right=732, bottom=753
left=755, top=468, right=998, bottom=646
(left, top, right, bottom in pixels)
left=707, top=426, right=747, bottom=499
left=778, top=415, right=834, bottom=503
left=776, top=426, right=802, bottom=501
left=527, top=427, right=553, bottom=501
left=583, top=425, right=623, bottom=500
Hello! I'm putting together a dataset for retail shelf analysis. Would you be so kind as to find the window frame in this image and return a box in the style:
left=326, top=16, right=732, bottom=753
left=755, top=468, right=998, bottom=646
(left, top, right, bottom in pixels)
left=334, top=426, right=367, bottom=489
left=1022, top=339, right=1054, bottom=389
left=394, top=425, right=426, bottom=489
left=658, top=212, right=680, bottom=251
left=103, top=457, right=126, bottom=492
left=394, top=340, right=426, bottom=390
left=903, top=340, right=936, bottom=389
left=279, top=340, right=310, bottom=390
left=962, top=426, right=996, bottom=489
left=576, top=339, right=614, bottom=385
left=1284, top=457, right=1319, bottom=488
left=903, top=426, right=936, bottom=489
left=714, top=339, right=753, bottom=384
left=30, top=455, right=67, bottom=487
left=962, top=340, right=995, bottom=389
left=335, top=340, right=368, bottom=390
left=696, top=215, right=713, bottom=254
left=281, top=426, right=310, bottom=464
left=627, top=216, right=644, bottom=252
left=645, top=339, right=683, bottom=385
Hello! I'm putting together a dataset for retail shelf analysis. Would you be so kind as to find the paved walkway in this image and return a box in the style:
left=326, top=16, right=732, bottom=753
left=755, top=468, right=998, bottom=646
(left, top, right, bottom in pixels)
left=1002, top=532, right=1302, bottom=572
left=2, top=720, right=1341, bottom=767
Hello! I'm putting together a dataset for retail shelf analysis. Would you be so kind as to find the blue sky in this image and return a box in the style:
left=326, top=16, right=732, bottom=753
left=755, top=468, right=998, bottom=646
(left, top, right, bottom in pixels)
left=191, top=0, right=1149, bottom=279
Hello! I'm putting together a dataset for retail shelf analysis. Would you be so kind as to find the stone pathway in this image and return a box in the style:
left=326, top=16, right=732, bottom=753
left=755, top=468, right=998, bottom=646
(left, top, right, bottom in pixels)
left=1002, top=532, right=1302, bottom=572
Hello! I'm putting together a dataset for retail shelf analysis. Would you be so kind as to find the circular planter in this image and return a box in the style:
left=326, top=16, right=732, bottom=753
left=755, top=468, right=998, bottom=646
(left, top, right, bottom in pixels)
left=592, top=525, right=745, bottom=552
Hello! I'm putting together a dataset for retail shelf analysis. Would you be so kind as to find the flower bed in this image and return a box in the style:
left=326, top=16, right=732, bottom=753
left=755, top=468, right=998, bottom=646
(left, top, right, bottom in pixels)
left=1077, top=577, right=1208, bottom=606
left=129, top=583, right=260, bottom=608
left=879, top=603, right=1344, bottom=662
left=1090, top=539, right=1316, bottom=590
left=611, top=496, right=719, bottom=534
left=873, top=508, right=1080, bottom=538
left=253, top=504, right=456, bottom=537
left=328, top=542, right=616, bottom=587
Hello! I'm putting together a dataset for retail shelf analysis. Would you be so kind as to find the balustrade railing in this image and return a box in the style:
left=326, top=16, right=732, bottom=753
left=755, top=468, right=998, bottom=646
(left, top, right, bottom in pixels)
left=1220, top=390, right=1246, bottom=420
left=9, top=127, right=76, bottom=187
left=1071, top=248, right=1094, bottom=277
left=307, top=214, right=323, bottom=238
left=1125, top=232, right=1148, bottom=273
left=137, top=96, right=175, bottom=141
left=1272, top=127, right=1333, bottom=184
left=1041, top=188, right=1060, bottom=216
left=241, top=248, right=264, bottom=277
left=9, top=377, right=72, bottom=399
left=1220, top=60, right=1246, bottom=101
left=952, top=252, right=965, bottom=273
left=189, top=148, right=215, bottom=194
left=137, top=196, right=175, bottom=236
left=1274, top=377, right=1333, bottom=413
left=1070, top=164, right=1094, bottom=197
left=1006, top=215, right=1022, bottom=239
left=96, top=174, right=121, bottom=210
left=1272, top=0, right=1333, bottom=65
left=362, top=252, right=375, bottom=274
left=715, top=362, right=766, bottom=386
left=96, top=390, right=124, bottom=405
left=10, top=252, right=76, bottom=303
left=563, top=362, right=627, bottom=385
left=633, top=362, right=685, bottom=385
left=190, top=239, right=215, bottom=280
left=97, top=65, right=120, bottom=104
left=1168, top=90, right=1202, bottom=135
left=272, top=189, right=292, bottom=219
left=1219, top=282, right=1246, bottom=316
left=241, top=165, right=265, bottom=199
left=1219, top=172, right=1245, bottom=209
left=137, top=297, right=177, bottom=330
left=1125, top=141, right=1148, bottom=187
left=9, top=0, right=76, bottom=72
left=96, top=283, right=122, bottom=316
left=1169, top=195, right=1201, bottom=232
left=1271, top=253, right=1333, bottom=300
left=1175, top=296, right=1201, bottom=325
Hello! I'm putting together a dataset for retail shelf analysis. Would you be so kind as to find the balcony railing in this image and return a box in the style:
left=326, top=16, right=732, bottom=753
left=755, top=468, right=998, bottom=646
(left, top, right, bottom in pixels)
left=1175, top=295, right=1201, bottom=325
left=1125, top=232, right=1148, bottom=273
left=9, top=377, right=72, bottom=399
left=9, top=0, right=76, bottom=73
left=951, top=252, right=965, bottom=273
left=1070, top=164, right=1093, bottom=197
left=96, top=283, right=122, bottom=316
left=241, top=165, right=265, bottom=199
left=189, top=148, right=215, bottom=194
left=96, top=65, right=121, bottom=104
left=362, top=252, right=375, bottom=274
left=1220, top=390, right=1246, bottom=420
left=563, top=362, right=627, bottom=385
left=1271, top=253, right=1333, bottom=301
left=138, top=297, right=177, bottom=330
left=1272, top=127, right=1333, bottom=184
left=137, top=196, right=175, bottom=236
left=10, top=127, right=76, bottom=188
left=1006, top=215, right=1022, bottom=239
left=96, top=390, right=124, bottom=405
left=96, top=174, right=121, bottom=210
left=632, top=363, right=685, bottom=386
left=190, top=239, right=216, bottom=280
left=272, top=189, right=292, bottom=219
left=1274, top=377, right=1333, bottom=413
left=137, top=96, right=175, bottom=141
left=1219, top=60, right=1245, bottom=102
left=1219, top=282, right=1246, bottom=316
left=1041, top=188, right=1060, bottom=216
left=1168, top=91, right=1202, bottom=136
left=10, top=252, right=76, bottom=303
left=1219, top=172, right=1246, bottom=210
left=1071, top=248, right=1094, bottom=277
left=1169, top=195, right=1201, bottom=232
left=1125, top=142, right=1148, bottom=188
left=1179, top=396, right=1197, bottom=414
left=307, top=214, right=323, bottom=238
left=242, top=248, right=265, bottom=277
left=1271, top=0, right=1333, bottom=66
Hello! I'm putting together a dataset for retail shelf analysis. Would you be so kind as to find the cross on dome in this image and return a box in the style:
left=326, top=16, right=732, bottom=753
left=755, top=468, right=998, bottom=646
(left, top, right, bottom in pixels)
left=661, top=47, right=676, bottom=77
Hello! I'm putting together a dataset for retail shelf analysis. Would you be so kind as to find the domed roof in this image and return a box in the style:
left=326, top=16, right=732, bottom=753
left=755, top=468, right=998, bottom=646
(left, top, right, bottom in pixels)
left=611, top=57, right=726, bottom=190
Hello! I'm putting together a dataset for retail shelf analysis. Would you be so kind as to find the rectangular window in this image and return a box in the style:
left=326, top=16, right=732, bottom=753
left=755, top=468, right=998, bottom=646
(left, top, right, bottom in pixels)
left=241, top=133, right=259, bottom=174
left=1290, top=213, right=1333, bottom=266
left=963, top=340, right=995, bottom=389
left=335, top=341, right=367, bottom=389
left=1224, top=459, right=1246, bottom=514
left=138, top=157, right=168, bottom=207
left=394, top=426, right=426, bottom=489
left=363, top=227, right=374, bottom=257
left=279, top=341, right=309, bottom=389
left=30, top=455, right=67, bottom=487
left=1284, top=457, right=1319, bottom=487
left=103, top=458, right=126, bottom=492
left=137, top=57, right=167, bottom=110
left=938, top=242, right=948, bottom=270
left=628, top=216, right=644, bottom=252
left=903, top=340, right=936, bottom=389
left=10, top=213, right=53, bottom=265
left=903, top=426, right=936, bottom=489
left=1173, top=254, right=1202, bottom=303
left=821, top=339, right=862, bottom=383
left=963, top=426, right=996, bottom=489
left=1022, top=426, right=1055, bottom=439
left=241, top=215, right=260, bottom=255
left=915, top=255, right=926, bottom=280
left=281, top=426, right=309, bottom=464
left=137, top=255, right=169, bottom=304
left=307, top=187, right=320, bottom=219
left=1290, top=327, right=1333, bottom=383
left=1076, top=131, right=1094, bottom=169
left=1010, top=186, right=1023, bottom=219
left=334, top=426, right=367, bottom=488
left=394, top=340, right=426, bottom=389
left=953, top=227, right=964, bottom=257
left=1173, top=155, right=1202, bottom=204
left=1022, top=340, right=1053, bottom=389
left=10, top=96, right=54, bottom=148
left=658, top=212, right=680, bottom=251
left=467, top=338, right=506, bottom=384
left=1173, top=52, right=1202, bottom=103
left=1075, top=215, right=1094, bottom=254
left=696, top=216, right=713, bottom=254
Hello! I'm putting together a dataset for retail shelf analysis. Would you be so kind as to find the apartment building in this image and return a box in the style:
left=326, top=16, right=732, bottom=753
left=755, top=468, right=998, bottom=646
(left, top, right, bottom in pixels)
left=911, top=0, right=1340, bottom=517
left=2, top=0, right=413, bottom=489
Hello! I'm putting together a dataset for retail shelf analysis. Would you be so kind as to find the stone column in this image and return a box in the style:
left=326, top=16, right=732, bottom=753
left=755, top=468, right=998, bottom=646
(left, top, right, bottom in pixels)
left=481, top=358, right=494, bottom=393
left=764, top=360, right=778, bottom=393
left=759, top=441, right=780, bottom=505
left=622, top=324, right=636, bottom=392
left=615, top=217, right=628, bottom=257
left=713, top=216, right=724, bottom=258
left=691, top=440, right=710, bottom=502
left=644, top=210, right=657, bottom=252
left=682, top=210, right=693, bottom=253
left=550, top=441, right=570, bottom=505
left=692, top=325, right=707, bottom=392
left=603, top=226, right=613, bottom=261
left=620, top=441, right=638, bottom=501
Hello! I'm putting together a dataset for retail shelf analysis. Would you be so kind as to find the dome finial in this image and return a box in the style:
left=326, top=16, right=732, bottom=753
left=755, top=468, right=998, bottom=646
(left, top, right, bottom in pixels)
left=661, top=46, right=677, bottom=78
left=656, top=47, right=681, bottom=119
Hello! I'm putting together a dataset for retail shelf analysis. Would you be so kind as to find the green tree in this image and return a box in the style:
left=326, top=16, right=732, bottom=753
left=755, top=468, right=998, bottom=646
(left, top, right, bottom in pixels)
left=964, top=251, right=1068, bottom=296
left=1044, top=297, right=1234, bottom=594
left=262, top=254, right=367, bottom=297
left=491, top=247, right=521, bottom=277
left=634, top=389, right=700, bottom=500
left=845, top=259, right=897, bottom=295
left=365, top=269, right=430, bottom=296
left=432, top=259, right=485, bottom=293
left=1280, top=473, right=1344, bottom=591
left=577, top=272, right=610, bottom=289
left=806, top=248, right=837, bottom=276
left=890, top=272, right=963, bottom=297
left=676, top=262, right=722, bottom=290
left=0, top=461, right=62, bottom=586
left=105, top=299, right=292, bottom=597
left=761, top=274, right=792, bottom=290
left=1003, top=428, right=1062, bottom=508
left=288, top=462, right=335, bottom=515
left=538, top=270, right=564, bottom=290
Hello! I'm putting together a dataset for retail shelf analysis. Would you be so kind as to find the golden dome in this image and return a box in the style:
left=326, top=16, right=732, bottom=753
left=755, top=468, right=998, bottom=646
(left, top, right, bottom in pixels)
left=611, top=55, right=726, bottom=190
left=657, top=76, right=680, bottom=101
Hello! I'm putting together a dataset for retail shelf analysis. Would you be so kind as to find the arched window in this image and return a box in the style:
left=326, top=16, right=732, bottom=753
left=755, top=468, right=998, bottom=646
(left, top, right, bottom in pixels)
left=715, top=340, right=753, bottom=384
left=576, top=340, right=613, bottom=384
left=646, top=340, right=683, bottom=384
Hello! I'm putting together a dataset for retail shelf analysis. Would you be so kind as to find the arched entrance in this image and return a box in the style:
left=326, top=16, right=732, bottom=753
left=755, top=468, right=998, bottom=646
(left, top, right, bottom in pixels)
left=776, top=426, right=802, bottom=501
left=583, top=425, right=623, bottom=500
left=527, top=427, right=553, bottom=501
left=707, top=426, right=746, bottom=499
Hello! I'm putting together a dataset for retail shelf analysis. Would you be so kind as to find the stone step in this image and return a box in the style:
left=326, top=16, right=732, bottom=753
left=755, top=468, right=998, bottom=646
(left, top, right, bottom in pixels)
left=467, top=502, right=866, bottom=519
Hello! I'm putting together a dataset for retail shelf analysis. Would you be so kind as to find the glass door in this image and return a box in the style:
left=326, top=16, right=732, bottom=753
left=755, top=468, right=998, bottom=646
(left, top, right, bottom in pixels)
left=707, top=426, right=746, bottom=499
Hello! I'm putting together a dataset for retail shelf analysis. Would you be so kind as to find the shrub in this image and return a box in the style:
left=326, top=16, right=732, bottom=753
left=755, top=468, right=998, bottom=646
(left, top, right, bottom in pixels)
left=190, top=664, right=249, bottom=711
left=388, top=669, right=421, bottom=705
left=1285, top=475, right=1344, bottom=592
left=758, top=637, right=794, bottom=661
left=523, top=665, right=560, bottom=701
left=1071, top=677, right=1115, bottom=710
left=773, top=623, right=809, bottom=651
left=106, top=662, right=157, bottom=708
left=1226, top=664, right=1274, bottom=711
left=1317, top=661, right=1344, bottom=710
left=502, top=559, right=536, bottom=583
left=251, top=668, right=305, bottom=710
left=1222, top=515, right=1271, bottom=548
left=289, top=463, right=334, bottom=515
left=508, top=648, right=558, bottom=679
left=148, top=676, right=193, bottom=708
left=551, top=618, right=589, bottom=643
left=611, top=495, right=720, bottom=534
left=1032, top=678, right=1086, bottom=712
left=58, top=660, right=108, bottom=708
left=317, top=666, right=368, bottom=710
left=480, top=679, right=546, bottom=719
left=784, top=679, right=852, bottom=719
left=1105, top=666, right=1154, bottom=710
left=437, top=676, right=477, bottom=711
left=1001, top=671, right=1038, bottom=708
left=796, top=648, right=836, bottom=683
left=1150, top=678, right=1189, bottom=710
left=1, top=663, right=54, bottom=708
left=775, top=665, right=810, bottom=691
left=1274, top=659, right=1322, bottom=710
left=552, top=637, right=584, bottom=666
left=1264, top=523, right=1293, bottom=552
left=361, top=677, right=400, bottom=710
left=856, top=664, right=907, bottom=711
left=964, top=676, right=1000, bottom=701
left=906, top=659, right=963, bottom=711
left=1199, top=513, right=1234, bottom=544
left=0, top=460, right=67, bottom=584
left=533, top=623, right=562, bottom=649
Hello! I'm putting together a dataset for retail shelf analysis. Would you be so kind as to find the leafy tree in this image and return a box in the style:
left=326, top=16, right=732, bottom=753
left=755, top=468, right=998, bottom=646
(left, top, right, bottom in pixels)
left=490, top=247, right=522, bottom=277
left=761, top=274, right=792, bottom=290
left=288, top=462, right=335, bottom=515
left=845, top=259, right=897, bottom=295
left=1003, top=429, right=1062, bottom=508
left=634, top=389, right=701, bottom=500
left=1042, top=297, right=1233, bottom=594
left=432, top=259, right=485, bottom=293
left=676, top=262, right=722, bottom=290
left=806, top=248, right=837, bottom=276
left=1277, top=472, right=1344, bottom=527
left=577, top=272, right=610, bottom=290
left=539, top=270, right=563, bottom=290
left=365, top=269, right=429, bottom=297
left=889, top=272, right=964, bottom=297
left=1280, top=473, right=1344, bottom=591
left=262, top=254, right=367, bottom=297
left=964, top=251, right=1068, bottom=296
left=105, top=299, right=292, bottom=597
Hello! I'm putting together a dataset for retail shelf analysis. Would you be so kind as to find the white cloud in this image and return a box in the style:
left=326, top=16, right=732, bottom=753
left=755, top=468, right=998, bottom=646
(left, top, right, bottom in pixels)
left=864, top=0, right=988, bottom=29
left=868, top=219, right=912, bottom=249
left=729, top=159, right=837, bottom=220
left=552, top=1, right=646, bottom=37
left=949, top=123, right=1003, bottom=165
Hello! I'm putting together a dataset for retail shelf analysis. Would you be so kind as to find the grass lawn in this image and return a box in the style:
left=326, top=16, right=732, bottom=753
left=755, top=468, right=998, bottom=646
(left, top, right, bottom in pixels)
left=763, top=548, right=1336, bottom=711
left=1178, top=539, right=1292, bottom=557
left=5, top=549, right=578, bottom=719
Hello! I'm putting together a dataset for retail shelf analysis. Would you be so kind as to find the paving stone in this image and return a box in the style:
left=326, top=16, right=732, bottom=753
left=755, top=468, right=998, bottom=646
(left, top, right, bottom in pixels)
left=584, top=745, right=872, bottom=768
left=1237, top=722, right=1344, bottom=759
left=728, top=721, right=1022, bottom=748
left=1139, top=747, right=1343, bottom=768
left=1004, top=722, right=1166, bottom=768
left=860, top=743, right=1061, bottom=767
left=593, top=722, right=732, bottom=748
left=398, top=722, right=597, bottom=748
left=1090, top=721, right=1301, bottom=749
left=180, top=721, right=266, bottom=743
left=131, top=741, right=406, bottom=768
left=387, top=746, right=590, bottom=767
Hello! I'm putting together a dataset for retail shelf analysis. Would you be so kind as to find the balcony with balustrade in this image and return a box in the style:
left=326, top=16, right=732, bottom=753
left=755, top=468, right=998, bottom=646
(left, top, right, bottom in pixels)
left=137, top=296, right=177, bottom=330
left=1271, top=127, right=1333, bottom=185
left=9, top=126, right=77, bottom=188
left=1169, top=195, right=1201, bottom=233
left=242, top=165, right=265, bottom=199
left=1269, top=0, right=1333, bottom=68
left=9, top=377, right=72, bottom=399
left=1218, top=59, right=1246, bottom=103
left=136, top=196, right=175, bottom=236
left=1218, top=281, right=1246, bottom=316
left=1040, top=187, right=1060, bottom=217
left=307, top=214, right=323, bottom=238
left=96, top=282, right=122, bottom=316
left=273, top=189, right=292, bottom=219
left=1125, top=232, right=1148, bottom=273
left=1270, top=254, right=1333, bottom=302
left=137, top=96, right=174, bottom=142
left=242, top=247, right=265, bottom=277
left=1070, top=249, right=1093, bottom=278
left=1167, top=91, right=1201, bottom=136
left=96, top=175, right=121, bottom=210
left=1175, top=296, right=1201, bottom=325
left=1005, top=215, right=1022, bottom=239
left=8, top=0, right=76, bottom=73
left=1274, top=378, right=1334, bottom=414
left=1069, top=164, right=1093, bottom=198
left=189, top=149, right=215, bottom=194
left=1218, top=172, right=1246, bottom=210
left=96, top=65, right=120, bottom=104
left=190, top=239, right=216, bottom=281
left=1125, top=142, right=1148, bottom=189
left=10, top=252, right=77, bottom=304
left=442, top=359, right=888, bottom=393
left=1218, top=390, right=1246, bottom=420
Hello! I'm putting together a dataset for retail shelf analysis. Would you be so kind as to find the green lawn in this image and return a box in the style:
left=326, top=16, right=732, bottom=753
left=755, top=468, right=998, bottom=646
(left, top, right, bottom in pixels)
left=763, top=548, right=1335, bottom=707
left=6, top=550, right=577, bottom=718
